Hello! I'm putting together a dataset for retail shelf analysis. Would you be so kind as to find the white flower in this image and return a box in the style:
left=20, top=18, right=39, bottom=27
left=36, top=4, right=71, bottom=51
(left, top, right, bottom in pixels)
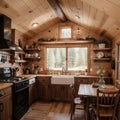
left=96, top=67, right=105, bottom=76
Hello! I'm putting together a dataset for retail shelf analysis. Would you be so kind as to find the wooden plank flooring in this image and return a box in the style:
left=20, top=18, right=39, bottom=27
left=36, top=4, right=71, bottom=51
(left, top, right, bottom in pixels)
left=21, top=101, right=85, bottom=120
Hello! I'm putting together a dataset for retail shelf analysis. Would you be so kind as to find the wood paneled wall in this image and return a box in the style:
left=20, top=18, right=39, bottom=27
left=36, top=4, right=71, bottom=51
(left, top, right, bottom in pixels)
left=0, top=29, right=30, bottom=76
left=24, top=21, right=113, bottom=76
left=11, top=29, right=30, bottom=75
left=113, top=35, right=120, bottom=81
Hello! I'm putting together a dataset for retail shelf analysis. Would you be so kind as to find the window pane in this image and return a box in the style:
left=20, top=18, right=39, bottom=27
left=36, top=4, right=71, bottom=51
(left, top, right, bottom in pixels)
left=47, top=48, right=66, bottom=70
left=60, top=28, right=71, bottom=38
left=68, top=48, right=88, bottom=70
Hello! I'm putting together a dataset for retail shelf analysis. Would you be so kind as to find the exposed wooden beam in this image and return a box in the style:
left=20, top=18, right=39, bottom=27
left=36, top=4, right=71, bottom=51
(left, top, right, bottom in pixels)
left=47, top=0, right=67, bottom=22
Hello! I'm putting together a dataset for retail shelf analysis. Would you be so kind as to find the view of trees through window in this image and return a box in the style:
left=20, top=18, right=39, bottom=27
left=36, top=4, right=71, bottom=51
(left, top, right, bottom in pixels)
left=47, top=48, right=66, bottom=70
left=60, top=27, right=71, bottom=38
left=68, top=48, right=87, bottom=70
left=46, top=47, right=88, bottom=71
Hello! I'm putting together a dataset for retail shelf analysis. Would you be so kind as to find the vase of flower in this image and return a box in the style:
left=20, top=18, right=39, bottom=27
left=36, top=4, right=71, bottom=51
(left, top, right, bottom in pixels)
left=96, top=67, right=105, bottom=88
left=98, top=73, right=105, bottom=88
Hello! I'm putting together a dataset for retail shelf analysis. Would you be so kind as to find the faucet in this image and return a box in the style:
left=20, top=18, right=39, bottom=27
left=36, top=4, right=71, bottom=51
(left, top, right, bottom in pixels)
left=62, top=67, right=66, bottom=75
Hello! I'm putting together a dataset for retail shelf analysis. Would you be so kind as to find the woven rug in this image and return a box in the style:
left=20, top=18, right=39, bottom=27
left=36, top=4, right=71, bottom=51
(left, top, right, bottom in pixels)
left=21, top=102, right=52, bottom=120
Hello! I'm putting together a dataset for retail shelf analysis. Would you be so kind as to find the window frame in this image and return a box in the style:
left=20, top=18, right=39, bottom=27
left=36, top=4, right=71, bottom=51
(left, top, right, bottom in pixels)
left=58, top=26, right=73, bottom=40
left=45, top=43, right=91, bottom=73
left=67, top=47, right=88, bottom=71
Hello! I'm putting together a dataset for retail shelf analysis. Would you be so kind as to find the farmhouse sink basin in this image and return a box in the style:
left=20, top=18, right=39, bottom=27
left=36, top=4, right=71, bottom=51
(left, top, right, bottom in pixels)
left=51, top=75, right=74, bottom=85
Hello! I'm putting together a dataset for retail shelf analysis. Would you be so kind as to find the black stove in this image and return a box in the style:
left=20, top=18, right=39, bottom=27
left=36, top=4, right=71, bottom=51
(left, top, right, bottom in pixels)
left=0, top=67, right=28, bottom=83
left=0, top=76, right=28, bottom=83
left=0, top=67, right=29, bottom=120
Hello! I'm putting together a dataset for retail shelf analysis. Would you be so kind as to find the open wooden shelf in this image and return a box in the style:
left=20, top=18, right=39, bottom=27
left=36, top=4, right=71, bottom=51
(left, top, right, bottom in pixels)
left=24, top=48, right=40, bottom=52
left=10, top=60, right=27, bottom=63
left=93, top=48, right=112, bottom=51
left=93, top=58, right=111, bottom=61
left=24, top=57, right=41, bottom=60
left=15, top=60, right=27, bottom=62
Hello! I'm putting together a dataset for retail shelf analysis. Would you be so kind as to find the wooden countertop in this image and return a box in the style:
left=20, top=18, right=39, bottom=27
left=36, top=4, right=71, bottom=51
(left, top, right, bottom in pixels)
left=0, top=83, right=13, bottom=90
left=20, top=74, right=51, bottom=79
left=74, top=75, right=111, bottom=78
left=21, top=74, right=111, bottom=79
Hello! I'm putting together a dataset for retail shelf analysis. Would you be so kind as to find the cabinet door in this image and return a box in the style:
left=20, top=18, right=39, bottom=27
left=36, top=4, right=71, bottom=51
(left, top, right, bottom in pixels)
left=37, top=76, right=51, bottom=101
left=29, top=83, right=37, bottom=105
left=51, top=85, right=62, bottom=101
left=51, top=84, right=72, bottom=102
left=63, top=85, right=72, bottom=101
left=0, top=95, right=12, bottom=120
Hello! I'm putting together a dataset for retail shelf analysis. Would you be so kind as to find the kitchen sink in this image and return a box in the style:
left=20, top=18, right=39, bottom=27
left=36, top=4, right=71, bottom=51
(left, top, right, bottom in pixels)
left=51, top=75, right=75, bottom=85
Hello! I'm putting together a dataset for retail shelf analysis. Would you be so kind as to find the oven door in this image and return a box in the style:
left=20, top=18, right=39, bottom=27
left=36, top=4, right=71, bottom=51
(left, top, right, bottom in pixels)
left=13, top=87, right=29, bottom=120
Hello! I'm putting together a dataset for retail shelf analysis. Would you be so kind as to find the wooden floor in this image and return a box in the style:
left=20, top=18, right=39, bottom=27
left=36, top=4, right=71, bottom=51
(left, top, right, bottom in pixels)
left=21, top=101, right=85, bottom=120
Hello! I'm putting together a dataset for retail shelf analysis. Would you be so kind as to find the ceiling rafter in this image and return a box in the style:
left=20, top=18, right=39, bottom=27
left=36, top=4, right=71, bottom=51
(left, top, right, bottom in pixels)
left=47, top=0, right=67, bottom=22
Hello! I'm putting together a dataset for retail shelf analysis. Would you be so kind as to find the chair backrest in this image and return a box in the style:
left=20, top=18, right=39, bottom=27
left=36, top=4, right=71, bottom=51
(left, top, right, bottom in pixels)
left=96, top=88, right=120, bottom=118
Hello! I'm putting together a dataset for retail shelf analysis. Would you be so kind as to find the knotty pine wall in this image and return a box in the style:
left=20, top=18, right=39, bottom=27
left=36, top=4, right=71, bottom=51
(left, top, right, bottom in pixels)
left=24, top=21, right=113, bottom=77
left=12, top=29, right=31, bottom=75
left=0, top=21, right=117, bottom=79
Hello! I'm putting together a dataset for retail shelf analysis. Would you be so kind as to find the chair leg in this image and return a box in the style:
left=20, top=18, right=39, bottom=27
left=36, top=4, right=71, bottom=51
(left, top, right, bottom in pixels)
left=70, top=110, right=75, bottom=120
left=70, top=104, right=75, bottom=120
left=70, top=113, right=72, bottom=120
left=90, top=109, right=97, bottom=120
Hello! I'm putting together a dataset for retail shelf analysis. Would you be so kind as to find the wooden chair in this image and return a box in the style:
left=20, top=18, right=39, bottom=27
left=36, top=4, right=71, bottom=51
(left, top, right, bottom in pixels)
left=69, top=83, right=86, bottom=120
left=91, top=88, right=120, bottom=120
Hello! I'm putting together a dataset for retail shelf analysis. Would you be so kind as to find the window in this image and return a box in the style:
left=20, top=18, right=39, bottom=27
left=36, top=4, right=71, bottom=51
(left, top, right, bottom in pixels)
left=68, top=48, right=88, bottom=70
left=47, top=48, right=66, bottom=70
left=59, top=26, right=72, bottom=39
left=46, top=47, right=88, bottom=71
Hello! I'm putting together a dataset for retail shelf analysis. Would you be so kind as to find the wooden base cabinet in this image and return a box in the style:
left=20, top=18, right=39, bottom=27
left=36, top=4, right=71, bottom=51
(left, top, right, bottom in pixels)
left=51, top=84, right=72, bottom=102
left=0, top=87, right=12, bottom=120
left=36, top=76, right=51, bottom=101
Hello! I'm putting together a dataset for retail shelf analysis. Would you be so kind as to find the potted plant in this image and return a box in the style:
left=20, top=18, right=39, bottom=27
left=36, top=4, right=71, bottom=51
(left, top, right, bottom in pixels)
left=94, top=39, right=107, bottom=48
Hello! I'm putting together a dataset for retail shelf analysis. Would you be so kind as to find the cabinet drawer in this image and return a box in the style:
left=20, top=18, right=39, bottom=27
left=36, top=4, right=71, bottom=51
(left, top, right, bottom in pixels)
left=37, top=77, right=51, bottom=84
left=40, top=79, right=50, bottom=84
left=0, top=87, right=12, bottom=98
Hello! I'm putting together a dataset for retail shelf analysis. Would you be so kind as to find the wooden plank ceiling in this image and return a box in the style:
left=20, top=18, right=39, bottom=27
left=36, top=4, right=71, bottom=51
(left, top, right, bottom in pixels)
left=0, top=0, right=120, bottom=40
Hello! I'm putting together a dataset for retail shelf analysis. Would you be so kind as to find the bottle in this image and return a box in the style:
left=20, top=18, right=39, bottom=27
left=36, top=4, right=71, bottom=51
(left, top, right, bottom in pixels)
left=84, top=69, right=87, bottom=76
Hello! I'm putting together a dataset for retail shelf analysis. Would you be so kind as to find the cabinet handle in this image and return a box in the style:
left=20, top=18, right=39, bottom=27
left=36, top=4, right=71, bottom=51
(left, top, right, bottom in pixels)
left=0, top=103, right=4, bottom=112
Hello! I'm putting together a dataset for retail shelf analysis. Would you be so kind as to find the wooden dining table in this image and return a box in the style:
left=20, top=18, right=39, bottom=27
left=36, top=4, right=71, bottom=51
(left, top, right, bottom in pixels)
left=78, top=84, right=119, bottom=120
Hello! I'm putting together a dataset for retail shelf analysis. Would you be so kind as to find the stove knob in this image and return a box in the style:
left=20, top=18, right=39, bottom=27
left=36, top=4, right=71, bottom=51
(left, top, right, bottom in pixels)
left=7, top=79, right=10, bottom=82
